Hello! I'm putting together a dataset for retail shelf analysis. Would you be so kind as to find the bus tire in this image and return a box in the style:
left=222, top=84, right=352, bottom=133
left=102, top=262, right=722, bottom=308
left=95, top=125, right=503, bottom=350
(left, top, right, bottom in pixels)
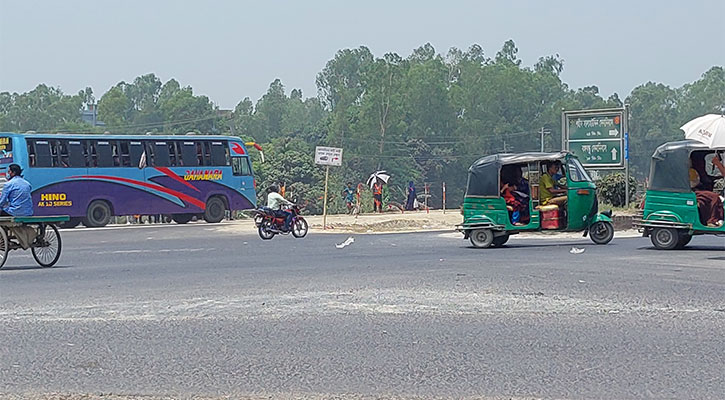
left=59, top=217, right=82, bottom=229
left=203, top=196, right=226, bottom=223
left=83, top=200, right=112, bottom=227
left=172, top=214, right=194, bottom=224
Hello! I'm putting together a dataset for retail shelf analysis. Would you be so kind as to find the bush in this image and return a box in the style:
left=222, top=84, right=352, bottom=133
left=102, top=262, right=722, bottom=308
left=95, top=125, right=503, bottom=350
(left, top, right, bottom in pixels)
left=596, top=172, right=637, bottom=207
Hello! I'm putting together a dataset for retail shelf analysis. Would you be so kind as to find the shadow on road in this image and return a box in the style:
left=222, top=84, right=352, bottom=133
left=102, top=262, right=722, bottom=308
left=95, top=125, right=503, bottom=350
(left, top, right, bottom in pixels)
left=0, top=264, right=73, bottom=271
left=637, top=246, right=725, bottom=252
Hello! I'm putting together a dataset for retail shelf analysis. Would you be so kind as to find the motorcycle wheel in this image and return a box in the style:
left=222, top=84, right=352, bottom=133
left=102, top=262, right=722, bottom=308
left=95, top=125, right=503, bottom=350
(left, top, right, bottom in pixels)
left=258, top=221, right=276, bottom=240
left=292, top=218, right=309, bottom=238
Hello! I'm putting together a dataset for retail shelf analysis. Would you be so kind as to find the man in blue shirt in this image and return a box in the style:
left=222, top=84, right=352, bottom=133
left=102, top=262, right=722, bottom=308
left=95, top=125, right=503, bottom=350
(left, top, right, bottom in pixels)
left=0, top=164, right=33, bottom=216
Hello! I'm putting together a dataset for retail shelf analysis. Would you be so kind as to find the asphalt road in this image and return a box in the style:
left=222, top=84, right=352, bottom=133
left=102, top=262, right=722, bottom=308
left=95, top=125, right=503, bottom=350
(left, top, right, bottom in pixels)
left=0, top=223, right=724, bottom=399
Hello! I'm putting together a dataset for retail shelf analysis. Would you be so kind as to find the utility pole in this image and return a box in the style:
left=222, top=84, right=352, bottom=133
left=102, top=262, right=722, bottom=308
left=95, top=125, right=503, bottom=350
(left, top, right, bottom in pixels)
left=539, top=127, right=551, bottom=152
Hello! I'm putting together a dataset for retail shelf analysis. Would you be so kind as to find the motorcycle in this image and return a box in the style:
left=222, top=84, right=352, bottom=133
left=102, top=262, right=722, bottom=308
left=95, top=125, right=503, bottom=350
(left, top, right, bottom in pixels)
left=254, top=204, right=308, bottom=240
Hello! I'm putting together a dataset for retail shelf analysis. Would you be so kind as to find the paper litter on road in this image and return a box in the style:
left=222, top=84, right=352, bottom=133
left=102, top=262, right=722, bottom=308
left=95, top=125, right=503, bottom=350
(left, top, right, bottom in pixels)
left=570, top=247, right=585, bottom=254
left=335, top=236, right=355, bottom=249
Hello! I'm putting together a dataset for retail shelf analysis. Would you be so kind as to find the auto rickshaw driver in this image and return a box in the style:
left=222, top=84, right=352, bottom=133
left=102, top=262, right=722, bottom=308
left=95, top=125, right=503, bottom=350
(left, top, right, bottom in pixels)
left=540, top=161, right=567, bottom=208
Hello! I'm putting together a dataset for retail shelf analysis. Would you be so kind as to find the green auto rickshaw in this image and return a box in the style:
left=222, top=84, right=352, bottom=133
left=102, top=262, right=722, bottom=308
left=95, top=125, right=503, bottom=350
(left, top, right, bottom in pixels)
left=634, top=140, right=725, bottom=249
left=457, top=151, right=614, bottom=248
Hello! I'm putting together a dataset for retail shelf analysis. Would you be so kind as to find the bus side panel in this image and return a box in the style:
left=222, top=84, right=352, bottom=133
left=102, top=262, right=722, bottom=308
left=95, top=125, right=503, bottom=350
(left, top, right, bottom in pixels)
left=27, top=168, right=89, bottom=218
left=146, top=166, right=255, bottom=212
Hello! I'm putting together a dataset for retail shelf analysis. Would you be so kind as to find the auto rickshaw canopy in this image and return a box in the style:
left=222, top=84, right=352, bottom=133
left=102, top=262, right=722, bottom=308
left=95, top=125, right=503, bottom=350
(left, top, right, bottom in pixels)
left=465, top=151, right=569, bottom=197
left=649, top=140, right=725, bottom=193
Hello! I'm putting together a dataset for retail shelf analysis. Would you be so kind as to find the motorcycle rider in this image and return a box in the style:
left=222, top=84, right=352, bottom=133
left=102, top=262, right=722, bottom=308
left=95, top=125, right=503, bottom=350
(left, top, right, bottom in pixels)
left=267, top=184, right=293, bottom=231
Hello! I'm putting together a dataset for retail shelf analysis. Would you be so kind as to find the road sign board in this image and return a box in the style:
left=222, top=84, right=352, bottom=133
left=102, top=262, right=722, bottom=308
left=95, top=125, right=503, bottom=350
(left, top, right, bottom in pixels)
left=314, top=146, right=343, bottom=166
left=568, top=140, right=622, bottom=165
left=564, top=109, right=625, bottom=168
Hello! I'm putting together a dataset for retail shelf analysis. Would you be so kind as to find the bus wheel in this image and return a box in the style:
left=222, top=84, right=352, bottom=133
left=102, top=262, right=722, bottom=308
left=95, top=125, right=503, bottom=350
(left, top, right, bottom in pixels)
left=172, top=214, right=194, bottom=224
left=650, top=228, right=679, bottom=250
left=469, top=229, right=494, bottom=248
left=203, top=196, right=226, bottom=223
left=83, top=200, right=112, bottom=227
left=58, top=217, right=82, bottom=229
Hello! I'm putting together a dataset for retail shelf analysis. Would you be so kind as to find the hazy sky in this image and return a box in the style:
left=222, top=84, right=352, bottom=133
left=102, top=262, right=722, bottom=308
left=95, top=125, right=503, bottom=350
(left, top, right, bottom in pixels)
left=1, top=0, right=723, bottom=109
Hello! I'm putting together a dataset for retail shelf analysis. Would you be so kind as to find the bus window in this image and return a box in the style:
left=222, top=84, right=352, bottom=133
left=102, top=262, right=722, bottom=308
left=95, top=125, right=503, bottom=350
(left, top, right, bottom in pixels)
left=153, top=141, right=170, bottom=167
left=0, top=136, right=13, bottom=165
left=96, top=141, right=114, bottom=167
left=181, top=141, right=199, bottom=167
left=49, top=140, right=60, bottom=167
left=33, top=140, right=53, bottom=167
left=119, top=141, right=131, bottom=167
left=167, top=142, right=179, bottom=166
left=210, top=141, right=227, bottom=166
left=129, top=141, right=144, bottom=167
left=27, top=142, right=36, bottom=166
left=201, top=142, right=212, bottom=166
left=83, top=141, right=97, bottom=167
left=232, top=157, right=252, bottom=176
left=66, top=141, right=85, bottom=167
left=57, top=141, right=70, bottom=167
left=110, top=141, right=121, bottom=167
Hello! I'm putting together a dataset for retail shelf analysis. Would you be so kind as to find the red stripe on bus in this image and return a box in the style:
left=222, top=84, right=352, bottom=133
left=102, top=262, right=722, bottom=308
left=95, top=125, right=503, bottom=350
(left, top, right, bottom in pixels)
left=154, top=167, right=201, bottom=192
left=70, top=175, right=207, bottom=210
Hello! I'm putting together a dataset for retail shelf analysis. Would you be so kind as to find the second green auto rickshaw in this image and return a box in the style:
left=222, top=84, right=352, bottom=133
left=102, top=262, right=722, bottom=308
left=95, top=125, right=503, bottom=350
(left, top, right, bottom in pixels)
left=457, top=152, right=614, bottom=248
left=634, top=140, right=725, bottom=249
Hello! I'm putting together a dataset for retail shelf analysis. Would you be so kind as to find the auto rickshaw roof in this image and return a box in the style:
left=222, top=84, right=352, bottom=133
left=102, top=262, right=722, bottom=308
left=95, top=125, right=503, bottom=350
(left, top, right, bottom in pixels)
left=469, top=151, right=570, bottom=170
left=652, top=139, right=722, bottom=159
left=649, top=140, right=725, bottom=193
left=465, top=151, right=570, bottom=197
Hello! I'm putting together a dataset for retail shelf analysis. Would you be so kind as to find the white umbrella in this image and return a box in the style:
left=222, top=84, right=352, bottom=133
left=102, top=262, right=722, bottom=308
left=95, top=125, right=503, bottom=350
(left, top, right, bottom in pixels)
left=681, top=114, right=725, bottom=148
left=367, top=170, right=390, bottom=188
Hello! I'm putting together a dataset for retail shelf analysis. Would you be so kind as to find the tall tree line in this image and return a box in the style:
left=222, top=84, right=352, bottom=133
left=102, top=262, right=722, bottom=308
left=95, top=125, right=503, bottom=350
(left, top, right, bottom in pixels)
left=1, top=40, right=723, bottom=212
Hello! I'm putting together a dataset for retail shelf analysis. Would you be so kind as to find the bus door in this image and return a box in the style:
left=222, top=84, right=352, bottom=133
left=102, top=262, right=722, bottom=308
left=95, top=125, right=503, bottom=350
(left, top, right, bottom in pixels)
left=229, top=142, right=256, bottom=208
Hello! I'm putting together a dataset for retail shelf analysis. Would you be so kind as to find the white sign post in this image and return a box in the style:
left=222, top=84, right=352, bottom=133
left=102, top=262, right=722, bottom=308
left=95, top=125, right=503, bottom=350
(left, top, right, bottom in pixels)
left=315, top=146, right=343, bottom=229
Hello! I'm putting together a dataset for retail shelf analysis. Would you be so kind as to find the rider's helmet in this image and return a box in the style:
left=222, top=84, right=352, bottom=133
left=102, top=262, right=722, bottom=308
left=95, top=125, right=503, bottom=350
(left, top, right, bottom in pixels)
left=269, top=184, right=279, bottom=193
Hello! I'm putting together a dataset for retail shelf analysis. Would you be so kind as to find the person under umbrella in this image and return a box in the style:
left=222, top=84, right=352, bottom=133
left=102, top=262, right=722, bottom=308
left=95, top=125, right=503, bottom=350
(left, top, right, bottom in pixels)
left=367, top=171, right=390, bottom=213
left=373, top=181, right=383, bottom=213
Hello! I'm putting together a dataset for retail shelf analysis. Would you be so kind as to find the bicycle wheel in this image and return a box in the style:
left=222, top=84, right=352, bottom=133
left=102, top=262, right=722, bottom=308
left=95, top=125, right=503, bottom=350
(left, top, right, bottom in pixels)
left=31, top=224, right=62, bottom=267
left=0, top=227, right=8, bottom=269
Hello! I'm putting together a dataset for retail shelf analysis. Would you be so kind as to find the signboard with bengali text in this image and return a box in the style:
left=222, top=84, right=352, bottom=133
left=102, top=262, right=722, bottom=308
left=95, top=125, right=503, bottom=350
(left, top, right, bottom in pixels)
left=314, top=146, right=343, bottom=166
left=564, top=109, right=625, bottom=168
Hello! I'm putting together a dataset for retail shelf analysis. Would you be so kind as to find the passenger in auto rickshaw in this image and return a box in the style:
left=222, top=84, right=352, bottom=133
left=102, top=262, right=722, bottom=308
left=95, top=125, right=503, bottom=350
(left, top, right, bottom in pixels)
left=500, top=164, right=530, bottom=225
left=540, top=161, right=567, bottom=207
left=690, top=152, right=725, bottom=227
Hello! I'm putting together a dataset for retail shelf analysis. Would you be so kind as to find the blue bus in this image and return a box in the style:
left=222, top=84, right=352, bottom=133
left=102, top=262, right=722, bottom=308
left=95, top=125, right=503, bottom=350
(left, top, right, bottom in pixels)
left=0, top=133, right=257, bottom=227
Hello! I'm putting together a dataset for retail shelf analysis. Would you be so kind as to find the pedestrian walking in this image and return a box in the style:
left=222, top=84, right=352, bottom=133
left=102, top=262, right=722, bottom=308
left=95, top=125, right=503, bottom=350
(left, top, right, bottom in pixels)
left=405, top=181, right=416, bottom=211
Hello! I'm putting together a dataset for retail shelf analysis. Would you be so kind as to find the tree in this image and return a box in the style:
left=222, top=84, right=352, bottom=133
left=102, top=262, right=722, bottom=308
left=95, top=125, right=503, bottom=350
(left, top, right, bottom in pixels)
left=98, top=86, right=132, bottom=129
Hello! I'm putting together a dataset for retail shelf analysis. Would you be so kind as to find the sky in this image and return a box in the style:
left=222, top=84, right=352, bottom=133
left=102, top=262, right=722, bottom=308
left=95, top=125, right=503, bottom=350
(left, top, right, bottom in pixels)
left=1, top=0, right=723, bottom=109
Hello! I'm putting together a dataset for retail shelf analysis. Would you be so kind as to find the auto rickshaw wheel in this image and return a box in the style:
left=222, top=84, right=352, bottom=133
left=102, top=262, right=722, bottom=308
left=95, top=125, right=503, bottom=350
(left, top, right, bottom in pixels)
left=589, top=221, right=614, bottom=245
left=650, top=227, right=679, bottom=250
left=491, top=234, right=510, bottom=247
left=675, top=232, right=692, bottom=249
left=469, top=229, right=494, bottom=248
